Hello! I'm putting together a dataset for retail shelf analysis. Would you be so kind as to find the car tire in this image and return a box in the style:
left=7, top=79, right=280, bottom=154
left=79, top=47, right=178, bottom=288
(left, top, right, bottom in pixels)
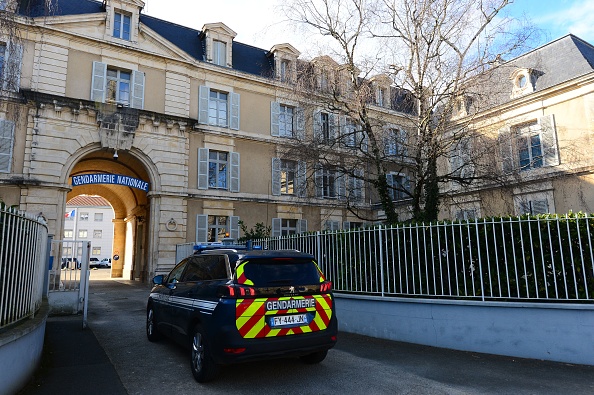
left=299, top=349, right=328, bottom=364
left=190, top=325, right=218, bottom=383
left=146, top=305, right=162, bottom=342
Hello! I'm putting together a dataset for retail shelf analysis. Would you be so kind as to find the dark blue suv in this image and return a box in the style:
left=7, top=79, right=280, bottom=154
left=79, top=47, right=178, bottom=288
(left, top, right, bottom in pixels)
left=146, top=248, right=337, bottom=382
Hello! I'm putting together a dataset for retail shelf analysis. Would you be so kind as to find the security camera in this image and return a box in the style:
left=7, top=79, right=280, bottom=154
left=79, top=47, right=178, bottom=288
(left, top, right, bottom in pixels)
left=113, top=150, right=119, bottom=160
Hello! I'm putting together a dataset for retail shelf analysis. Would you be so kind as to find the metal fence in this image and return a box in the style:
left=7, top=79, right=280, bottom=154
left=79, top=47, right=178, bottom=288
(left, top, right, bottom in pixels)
left=252, top=214, right=594, bottom=302
left=0, top=205, right=49, bottom=329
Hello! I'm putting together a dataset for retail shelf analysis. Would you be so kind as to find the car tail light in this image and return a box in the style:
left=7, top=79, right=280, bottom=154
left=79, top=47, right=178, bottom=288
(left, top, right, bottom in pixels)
left=219, top=285, right=256, bottom=297
left=320, top=281, right=332, bottom=293
left=223, top=347, right=246, bottom=354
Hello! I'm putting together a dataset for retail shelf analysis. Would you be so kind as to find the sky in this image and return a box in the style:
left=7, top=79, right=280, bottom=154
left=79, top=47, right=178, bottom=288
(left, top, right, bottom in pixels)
left=140, top=0, right=594, bottom=54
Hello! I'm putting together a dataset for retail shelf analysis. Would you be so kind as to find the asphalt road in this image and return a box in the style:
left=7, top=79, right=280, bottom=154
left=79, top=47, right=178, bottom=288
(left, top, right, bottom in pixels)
left=84, top=270, right=594, bottom=395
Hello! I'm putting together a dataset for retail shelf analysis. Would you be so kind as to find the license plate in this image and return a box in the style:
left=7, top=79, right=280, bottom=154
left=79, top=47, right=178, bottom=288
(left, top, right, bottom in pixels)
left=269, top=313, right=309, bottom=328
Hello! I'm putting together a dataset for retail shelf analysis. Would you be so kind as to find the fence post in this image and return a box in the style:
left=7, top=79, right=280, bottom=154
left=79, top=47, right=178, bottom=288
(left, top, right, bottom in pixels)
left=43, top=234, right=54, bottom=298
left=378, top=225, right=385, bottom=297
left=316, top=231, right=323, bottom=271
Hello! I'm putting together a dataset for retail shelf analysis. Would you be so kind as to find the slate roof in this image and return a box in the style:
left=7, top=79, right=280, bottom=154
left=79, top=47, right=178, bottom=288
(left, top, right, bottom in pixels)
left=18, top=0, right=274, bottom=77
left=466, top=34, right=594, bottom=110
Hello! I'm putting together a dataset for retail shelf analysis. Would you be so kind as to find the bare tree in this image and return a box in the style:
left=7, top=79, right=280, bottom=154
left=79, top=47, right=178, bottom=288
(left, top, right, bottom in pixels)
left=280, top=0, right=538, bottom=223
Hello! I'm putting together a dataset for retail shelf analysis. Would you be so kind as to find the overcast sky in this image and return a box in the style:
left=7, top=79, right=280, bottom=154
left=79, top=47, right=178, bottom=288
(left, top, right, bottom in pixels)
left=141, top=0, right=594, bottom=54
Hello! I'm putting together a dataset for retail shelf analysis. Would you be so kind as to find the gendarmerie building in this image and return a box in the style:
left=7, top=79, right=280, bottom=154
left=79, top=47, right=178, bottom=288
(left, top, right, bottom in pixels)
left=2, top=0, right=594, bottom=281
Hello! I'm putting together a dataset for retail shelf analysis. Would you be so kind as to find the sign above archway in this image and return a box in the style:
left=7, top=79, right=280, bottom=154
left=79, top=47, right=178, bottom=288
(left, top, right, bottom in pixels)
left=71, top=173, right=149, bottom=192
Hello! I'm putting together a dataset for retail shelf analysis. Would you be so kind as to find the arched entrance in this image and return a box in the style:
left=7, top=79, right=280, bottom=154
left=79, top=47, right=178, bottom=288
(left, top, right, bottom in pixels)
left=66, top=148, right=152, bottom=281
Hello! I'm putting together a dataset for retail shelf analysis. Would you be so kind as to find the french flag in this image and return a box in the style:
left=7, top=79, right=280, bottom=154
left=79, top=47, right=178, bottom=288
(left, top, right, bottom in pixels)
left=64, top=209, right=75, bottom=218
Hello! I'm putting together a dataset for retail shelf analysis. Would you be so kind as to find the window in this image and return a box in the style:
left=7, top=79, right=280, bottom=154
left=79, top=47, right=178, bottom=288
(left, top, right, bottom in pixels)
left=94, top=213, right=103, bottom=222
left=208, top=215, right=229, bottom=242
left=198, top=148, right=240, bottom=192
left=315, top=166, right=345, bottom=199
left=213, top=40, right=227, bottom=66
left=113, top=11, right=131, bottom=40
left=93, top=230, right=102, bottom=239
left=518, top=199, right=549, bottom=215
left=499, top=115, right=558, bottom=174
left=80, top=213, right=89, bottom=221
left=384, top=128, right=407, bottom=157
left=0, top=119, right=15, bottom=173
left=91, top=62, right=144, bottom=109
left=198, top=86, right=240, bottom=130
left=343, top=221, right=363, bottom=229
left=0, top=43, right=5, bottom=78
left=271, top=218, right=307, bottom=237
left=272, top=158, right=306, bottom=197
left=456, top=209, right=477, bottom=221
left=64, top=230, right=73, bottom=238
left=342, top=118, right=367, bottom=150
left=387, top=173, right=410, bottom=201
left=209, top=151, right=228, bottom=189
left=209, top=91, right=228, bottom=127
left=349, top=169, right=364, bottom=202
left=320, top=112, right=330, bottom=142
left=106, top=68, right=131, bottom=105
left=320, top=69, right=329, bottom=92
left=92, top=247, right=102, bottom=255
left=377, top=87, right=387, bottom=107
left=271, top=102, right=303, bottom=138
left=63, top=247, right=73, bottom=256
left=280, top=160, right=296, bottom=195
left=196, top=214, right=239, bottom=243
left=324, top=220, right=340, bottom=231
left=450, top=137, right=473, bottom=179
left=516, top=122, right=543, bottom=171
left=280, top=60, right=290, bottom=82
left=0, top=40, right=22, bottom=92
left=279, top=105, right=294, bottom=138
left=78, top=230, right=88, bottom=238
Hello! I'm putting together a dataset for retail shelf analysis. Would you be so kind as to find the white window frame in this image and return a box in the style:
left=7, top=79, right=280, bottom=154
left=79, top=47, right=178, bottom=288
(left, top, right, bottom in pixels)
left=196, top=214, right=239, bottom=243
left=91, top=62, right=144, bottom=109
left=113, top=11, right=131, bottom=40
left=78, top=229, right=88, bottom=238
left=387, top=172, right=410, bottom=201
left=271, top=218, right=307, bottom=237
left=271, top=101, right=304, bottom=139
left=64, top=230, right=73, bottom=238
left=199, top=86, right=240, bottom=130
left=80, top=213, right=89, bottom=221
left=92, top=247, right=102, bottom=255
left=94, top=213, right=103, bottom=222
left=93, top=230, right=103, bottom=239
left=198, top=148, right=240, bottom=192
left=212, top=40, right=227, bottom=66
left=279, top=104, right=295, bottom=138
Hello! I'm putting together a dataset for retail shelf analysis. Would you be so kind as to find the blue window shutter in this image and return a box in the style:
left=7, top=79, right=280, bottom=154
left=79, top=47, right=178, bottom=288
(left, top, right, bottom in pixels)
left=295, top=107, right=305, bottom=140
left=230, top=92, right=240, bottom=130
left=498, top=127, right=513, bottom=173
left=198, top=86, right=210, bottom=125
left=196, top=214, right=208, bottom=243
left=539, top=115, right=559, bottom=167
left=297, top=219, right=308, bottom=234
left=131, top=70, right=145, bottom=109
left=313, top=111, right=321, bottom=140
left=0, top=119, right=15, bottom=173
left=230, top=152, right=240, bottom=192
left=90, top=61, right=107, bottom=103
left=230, top=216, right=240, bottom=240
left=198, top=148, right=209, bottom=190
left=272, top=218, right=281, bottom=237
left=3, top=42, right=22, bottom=92
left=314, top=164, right=323, bottom=198
left=272, top=158, right=281, bottom=196
left=297, top=161, right=307, bottom=197
left=271, top=101, right=280, bottom=136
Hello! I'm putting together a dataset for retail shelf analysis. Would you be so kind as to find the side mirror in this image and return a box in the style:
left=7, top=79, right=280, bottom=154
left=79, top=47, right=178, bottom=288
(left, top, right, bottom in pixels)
left=152, top=275, right=164, bottom=285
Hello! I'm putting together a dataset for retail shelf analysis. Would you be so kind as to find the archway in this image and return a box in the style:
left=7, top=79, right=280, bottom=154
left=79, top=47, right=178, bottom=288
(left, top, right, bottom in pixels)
left=66, top=149, right=152, bottom=281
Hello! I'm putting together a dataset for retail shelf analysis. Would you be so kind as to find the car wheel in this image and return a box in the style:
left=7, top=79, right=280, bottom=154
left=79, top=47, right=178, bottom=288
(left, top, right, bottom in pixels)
left=299, top=349, right=328, bottom=364
left=146, top=306, right=162, bottom=342
left=190, top=325, right=218, bottom=383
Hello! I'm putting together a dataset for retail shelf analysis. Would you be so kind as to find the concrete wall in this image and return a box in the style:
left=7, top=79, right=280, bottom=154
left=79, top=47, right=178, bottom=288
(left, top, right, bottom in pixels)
left=335, top=294, right=594, bottom=366
left=0, top=302, right=48, bottom=395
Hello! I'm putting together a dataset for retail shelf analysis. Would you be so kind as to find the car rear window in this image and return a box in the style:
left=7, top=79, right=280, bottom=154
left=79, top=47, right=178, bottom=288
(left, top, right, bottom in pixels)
left=240, top=258, right=321, bottom=286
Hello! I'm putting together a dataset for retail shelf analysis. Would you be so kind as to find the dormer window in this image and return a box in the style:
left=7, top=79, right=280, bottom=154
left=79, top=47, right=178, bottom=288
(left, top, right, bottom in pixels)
left=280, top=60, right=290, bottom=82
left=213, top=40, right=227, bottom=67
left=510, top=68, right=535, bottom=98
left=113, top=11, right=131, bottom=40
left=202, top=23, right=236, bottom=68
left=269, top=44, right=300, bottom=83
